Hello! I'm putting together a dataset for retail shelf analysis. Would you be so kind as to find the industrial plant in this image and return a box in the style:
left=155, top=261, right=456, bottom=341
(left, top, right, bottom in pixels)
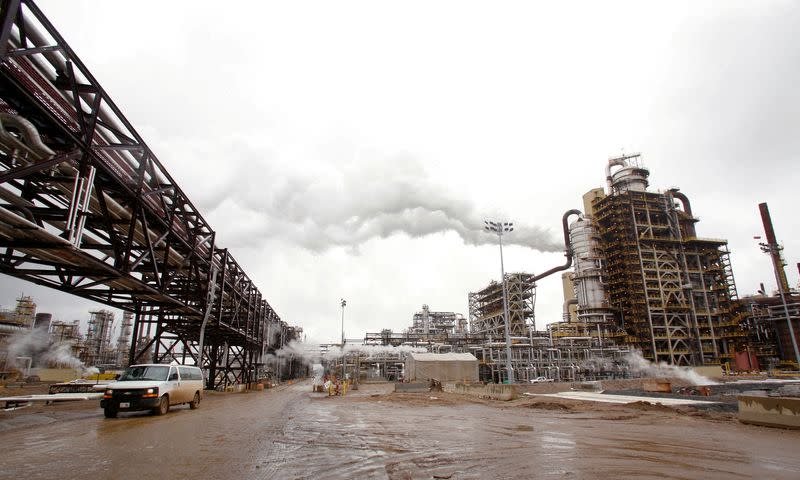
left=343, top=154, right=800, bottom=384
left=0, top=295, right=134, bottom=378
left=1, top=2, right=800, bottom=478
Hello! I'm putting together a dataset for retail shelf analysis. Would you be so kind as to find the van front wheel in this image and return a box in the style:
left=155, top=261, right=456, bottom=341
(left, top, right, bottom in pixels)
left=104, top=406, right=117, bottom=418
left=155, top=395, right=169, bottom=415
left=189, top=392, right=200, bottom=409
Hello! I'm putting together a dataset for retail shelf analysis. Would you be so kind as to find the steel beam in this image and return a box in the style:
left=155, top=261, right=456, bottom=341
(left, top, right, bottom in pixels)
left=0, top=0, right=295, bottom=388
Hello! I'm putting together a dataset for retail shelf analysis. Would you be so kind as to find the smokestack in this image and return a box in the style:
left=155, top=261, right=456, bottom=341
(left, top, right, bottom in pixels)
left=758, top=202, right=789, bottom=293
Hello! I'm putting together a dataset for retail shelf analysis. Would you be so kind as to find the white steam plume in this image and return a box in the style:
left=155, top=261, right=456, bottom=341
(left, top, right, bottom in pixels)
left=273, top=340, right=427, bottom=365
left=4, top=328, right=96, bottom=375
left=623, top=350, right=714, bottom=386
left=323, top=343, right=428, bottom=362
left=180, top=138, right=563, bottom=252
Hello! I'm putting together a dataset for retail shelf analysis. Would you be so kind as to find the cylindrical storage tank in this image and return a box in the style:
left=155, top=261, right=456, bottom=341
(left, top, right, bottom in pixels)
left=611, top=165, right=649, bottom=193
left=34, top=312, right=52, bottom=331
left=569, top=218, right=606, bottom=314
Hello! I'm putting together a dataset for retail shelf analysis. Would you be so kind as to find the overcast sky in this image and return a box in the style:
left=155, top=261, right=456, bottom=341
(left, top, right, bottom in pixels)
left=1, top=0, right=798, bottom=343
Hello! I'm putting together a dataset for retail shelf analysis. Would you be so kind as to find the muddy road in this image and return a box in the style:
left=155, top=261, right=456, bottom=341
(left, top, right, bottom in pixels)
left=2, top=381, right=799, bottom=479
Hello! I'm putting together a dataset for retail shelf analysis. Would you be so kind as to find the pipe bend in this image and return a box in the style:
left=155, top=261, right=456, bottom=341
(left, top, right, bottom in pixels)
left=562, top=208, right=582, bottom=254
left=606, top=158, right=627, bottom=193
left=533, top=209, right=582, bottom=282
left=668, top=189, right=693, bottom=217
left=563, top=298, right=578, bottom=320
left=0, top=113, right=56, bottom=159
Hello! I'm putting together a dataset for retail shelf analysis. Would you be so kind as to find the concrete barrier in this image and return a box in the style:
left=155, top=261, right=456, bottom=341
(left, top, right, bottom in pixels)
left=574, top=381, right=603, bottom=392
left=693, top=365, right=724, bottom=379
left=643, top=381, right=672, bottom=393
left=738, top=395, right=800, bottom=429
left=443, top=382, right=518, bottom=401
left=394, top=382, right=429, bottom=393
left=30, top=368, right=80, bottom=382
left=484, top=384, right=518, bottom=401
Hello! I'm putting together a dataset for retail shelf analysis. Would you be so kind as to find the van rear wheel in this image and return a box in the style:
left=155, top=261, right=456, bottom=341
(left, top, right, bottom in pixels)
left=155, top=395, right=169, bottom=415
left=189, top=392, right=200, bottom=410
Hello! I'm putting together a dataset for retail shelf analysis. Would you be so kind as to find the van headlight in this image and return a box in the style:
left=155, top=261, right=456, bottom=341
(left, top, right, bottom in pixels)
left=103, top=389, right=113, bottom=398
left=142, top=387, right=158, bottom=398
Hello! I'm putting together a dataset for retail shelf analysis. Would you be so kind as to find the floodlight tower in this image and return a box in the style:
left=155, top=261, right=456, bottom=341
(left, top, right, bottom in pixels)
left=340, top=298, right=347, bottom=379
left=484, top=220, right=515, bottom=384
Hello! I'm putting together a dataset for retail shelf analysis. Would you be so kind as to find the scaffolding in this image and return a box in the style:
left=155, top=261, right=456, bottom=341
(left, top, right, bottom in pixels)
left=2, top=295, right=37, bottom=327
left=592, top=165, right=744, bottom=365
left=358, top=331, right=634, bottom=384
left=82, top=310, right=115, bottom=366
left=50, top=320, right=81, bottom=342
left=472, top=338, right=632, bottom=383
left=115, top=312, right=133, bottom=367
left=745, top=295, right=800, bottom=368
left=409, top=305, right=465, bottom=337
left=365, top=314, right=633, bottom=384
left=469, top=273, right=537, bottom=338
left=364, top=331, right=488, bottom=349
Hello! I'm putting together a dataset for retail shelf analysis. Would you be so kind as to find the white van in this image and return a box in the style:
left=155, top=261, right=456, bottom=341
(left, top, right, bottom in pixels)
left=101, top=364, right=204, bottom=418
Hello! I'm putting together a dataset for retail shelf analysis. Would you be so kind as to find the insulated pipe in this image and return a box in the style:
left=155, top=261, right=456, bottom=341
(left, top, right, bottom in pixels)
left=8, top=22, right=225, bottom=272
left=0, top=187, right=34, bottom=221
left=0, top=119, right=226, bottom=322
left=9, top=25, right=172, bottom=212
left=0, top=114, right=199, bottom=277
left=14, top=15, right=171, bottom=188
left=0, top=113, right=56, bottom=158
left=532, top=209, right=582, bottom=282
left=606, top=157, right=628, bottom=193
left=563, top=298, right=578, bottom=321
left=9, top=35, right=224, bottom=276
left=668, top=189, right=697, bottom=238
left=668, top=189, right=693, bottom=217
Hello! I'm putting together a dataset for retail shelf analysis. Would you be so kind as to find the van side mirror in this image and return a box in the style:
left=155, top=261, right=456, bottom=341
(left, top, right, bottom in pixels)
left=169, top=372, right=178, bottom=381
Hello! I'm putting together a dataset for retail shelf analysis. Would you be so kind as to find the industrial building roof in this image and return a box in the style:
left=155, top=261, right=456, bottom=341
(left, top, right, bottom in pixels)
left=406, top=353, right=477, bottom=362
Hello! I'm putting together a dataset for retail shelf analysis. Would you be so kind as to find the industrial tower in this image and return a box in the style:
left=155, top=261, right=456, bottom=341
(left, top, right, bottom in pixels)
left=579, top=154, right=746, bottom=366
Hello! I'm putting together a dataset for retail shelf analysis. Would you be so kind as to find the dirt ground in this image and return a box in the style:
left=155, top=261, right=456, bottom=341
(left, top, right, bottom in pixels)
left=1, top=380, right=799, bottom=479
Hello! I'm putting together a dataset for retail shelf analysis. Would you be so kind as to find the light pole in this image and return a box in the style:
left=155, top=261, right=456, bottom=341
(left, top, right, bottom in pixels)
left=757, top=202, right=800, bottom=368
left=485, top=220, right=515, bottom=384
left=340, top=298, right=347, bottom=380
left=759, top=242, right=800, bottom=367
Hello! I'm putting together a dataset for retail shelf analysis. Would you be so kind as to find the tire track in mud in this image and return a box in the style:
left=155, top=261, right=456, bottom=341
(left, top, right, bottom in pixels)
left=255, top=396, right=408, bottom=479
left=251, top=392, right=544, bottom=479
left=4, top=382, right=800, bottom=479
left=250, top=386, right=800, bottom=480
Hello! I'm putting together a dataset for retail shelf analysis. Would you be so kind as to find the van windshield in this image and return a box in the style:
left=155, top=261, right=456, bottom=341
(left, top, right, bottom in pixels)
left=118, top=365, right=170, bottom=382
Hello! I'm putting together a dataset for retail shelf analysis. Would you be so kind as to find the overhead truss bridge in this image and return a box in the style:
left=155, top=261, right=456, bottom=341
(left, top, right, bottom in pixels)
left=0, top=0, right=298, bottom=388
